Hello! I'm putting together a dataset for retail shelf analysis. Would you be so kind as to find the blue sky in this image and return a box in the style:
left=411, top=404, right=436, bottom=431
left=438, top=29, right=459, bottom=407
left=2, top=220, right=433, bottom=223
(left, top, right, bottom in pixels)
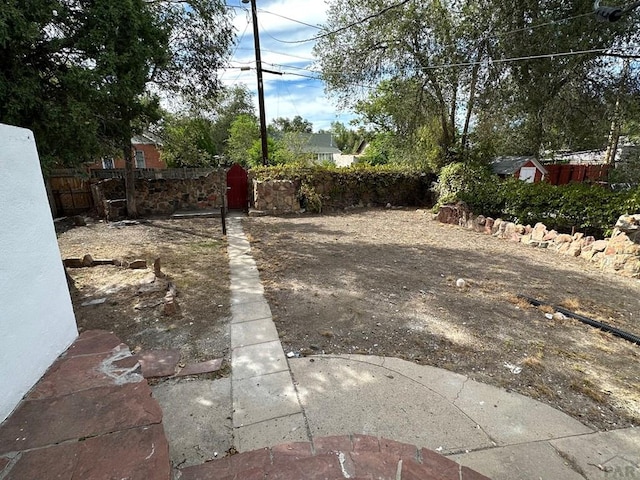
left=221, top=0, right=356, bottom=132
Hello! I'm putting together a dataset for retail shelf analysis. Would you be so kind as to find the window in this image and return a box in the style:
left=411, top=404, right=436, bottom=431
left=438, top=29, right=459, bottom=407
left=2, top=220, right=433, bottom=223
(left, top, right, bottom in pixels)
left=519, top=166, right=537, bottom=183
left=135, top=150, right=145, bottom=169
left=102, top=157, right=114, bottom=169
left=317, top=153, right=334, bottom=162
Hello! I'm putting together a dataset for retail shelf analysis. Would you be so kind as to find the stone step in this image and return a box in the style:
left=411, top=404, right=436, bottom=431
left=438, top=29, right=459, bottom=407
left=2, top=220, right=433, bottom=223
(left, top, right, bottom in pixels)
left=178, top=434, right=490, bottom=480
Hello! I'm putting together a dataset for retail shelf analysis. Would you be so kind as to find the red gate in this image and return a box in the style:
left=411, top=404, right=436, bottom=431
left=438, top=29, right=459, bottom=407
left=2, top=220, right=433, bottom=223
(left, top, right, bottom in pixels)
left=226, top=163, right=248, bottom=210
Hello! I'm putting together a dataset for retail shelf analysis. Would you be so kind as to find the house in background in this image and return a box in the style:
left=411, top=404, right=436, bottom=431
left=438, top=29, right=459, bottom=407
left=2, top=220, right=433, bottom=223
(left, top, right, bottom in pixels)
left=293, top=133, right=342, bottom=164
left=87, top=132, right=166, bottom=171
left=490, top=156, right=548, bottom=183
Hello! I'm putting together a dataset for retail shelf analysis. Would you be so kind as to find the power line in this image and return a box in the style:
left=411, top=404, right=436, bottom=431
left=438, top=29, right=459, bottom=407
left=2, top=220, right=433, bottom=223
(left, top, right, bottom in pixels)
left=221, top=16, right=251, bottom=80
left=257, top=9, right=323, bottom=30
left=492, top=12, right=593, bottom=39
left=234, top=47, right=316, bottom=62
left=419, top=47, right=616, bottom=70
left=261, top=0, right=413, bottom=45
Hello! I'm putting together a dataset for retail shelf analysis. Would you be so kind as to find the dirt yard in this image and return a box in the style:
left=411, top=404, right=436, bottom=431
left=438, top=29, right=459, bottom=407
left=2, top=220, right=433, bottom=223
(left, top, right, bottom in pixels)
left=243, top=208, right=640, bottom=431
left=57, top=217, right=230, bottom=365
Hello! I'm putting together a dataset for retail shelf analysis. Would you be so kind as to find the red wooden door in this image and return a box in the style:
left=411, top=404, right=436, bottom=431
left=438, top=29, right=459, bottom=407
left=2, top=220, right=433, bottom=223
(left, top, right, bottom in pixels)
left=226, top=163, right=248, bottom=210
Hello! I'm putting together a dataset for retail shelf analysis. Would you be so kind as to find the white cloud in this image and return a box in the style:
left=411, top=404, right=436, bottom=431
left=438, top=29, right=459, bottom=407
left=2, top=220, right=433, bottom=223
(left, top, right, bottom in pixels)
left=220, top=0, right=356, bottom=132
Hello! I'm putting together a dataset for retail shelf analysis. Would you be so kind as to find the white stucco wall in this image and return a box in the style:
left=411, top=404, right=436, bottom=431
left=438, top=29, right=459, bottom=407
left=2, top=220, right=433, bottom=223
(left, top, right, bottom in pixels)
left=0, top=124, right=78, bottom=422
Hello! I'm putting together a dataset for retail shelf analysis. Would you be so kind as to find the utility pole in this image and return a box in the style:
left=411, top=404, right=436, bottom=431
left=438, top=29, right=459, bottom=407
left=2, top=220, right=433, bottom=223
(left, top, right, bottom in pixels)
left=243, top=0, right=269, bottom=166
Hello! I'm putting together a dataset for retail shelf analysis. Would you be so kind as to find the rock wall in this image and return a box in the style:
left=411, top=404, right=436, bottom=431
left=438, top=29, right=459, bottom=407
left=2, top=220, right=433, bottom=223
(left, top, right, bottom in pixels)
left=250, top=169, right=435, bottom=214
left=253, top=179, right=300, bottom=214
left=92, top=170, right=226, bottom=219
left=437, top=203, right=640, bottom=278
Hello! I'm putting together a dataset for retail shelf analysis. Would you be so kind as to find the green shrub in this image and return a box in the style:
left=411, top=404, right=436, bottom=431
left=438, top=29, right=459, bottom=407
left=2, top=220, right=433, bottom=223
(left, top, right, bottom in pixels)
left=434, top=162, right=504, bottom=216
left=435, top=164, right=640, bottom=237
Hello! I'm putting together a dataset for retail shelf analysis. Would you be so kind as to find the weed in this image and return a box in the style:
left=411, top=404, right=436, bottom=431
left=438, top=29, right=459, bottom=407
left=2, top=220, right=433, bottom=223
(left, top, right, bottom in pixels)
left=506, top=294, right=532, bottom=310
left=571, top=378, right=607, bottom=404
left=522, top=356, right=544, bottom=370
left=538, top=304, right=555, bottom=315
left=319, top=329, right=334, bottom=338
left=561, top=297, right=581, bottom=311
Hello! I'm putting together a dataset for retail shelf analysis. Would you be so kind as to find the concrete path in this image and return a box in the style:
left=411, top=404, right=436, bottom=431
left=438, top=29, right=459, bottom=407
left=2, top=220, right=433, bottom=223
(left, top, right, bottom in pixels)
left=227, top=216, right=309, bottom=452
left=225, top=215, right=640, bottom=480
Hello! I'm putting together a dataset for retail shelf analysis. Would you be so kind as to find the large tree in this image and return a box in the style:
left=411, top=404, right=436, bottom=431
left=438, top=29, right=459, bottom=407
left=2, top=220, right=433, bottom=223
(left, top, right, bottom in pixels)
left=315, top=0, right=640, bottom=167
left=0, top=0, right=234, bottom=216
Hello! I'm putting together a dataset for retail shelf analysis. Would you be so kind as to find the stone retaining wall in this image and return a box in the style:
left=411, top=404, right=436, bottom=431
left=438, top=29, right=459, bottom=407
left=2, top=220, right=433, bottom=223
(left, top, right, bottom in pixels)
left=250, top=170, right=435, bottom=214
left=92, top=170, right=226, bottom=219
left=437, top=203, right=640, bottom=277
left=253, top=179, right=300, bottom=214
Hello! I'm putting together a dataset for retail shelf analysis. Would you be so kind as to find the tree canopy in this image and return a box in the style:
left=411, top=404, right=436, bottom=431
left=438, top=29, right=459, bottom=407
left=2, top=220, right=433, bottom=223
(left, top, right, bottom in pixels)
left=0, top=0, right=234, bottom=169
left=315, top=0, right=640, bottom=169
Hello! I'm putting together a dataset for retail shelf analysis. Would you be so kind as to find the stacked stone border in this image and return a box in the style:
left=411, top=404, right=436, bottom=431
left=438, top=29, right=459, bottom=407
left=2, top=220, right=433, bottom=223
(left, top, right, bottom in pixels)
left=437, top=203, right=640, bottom=278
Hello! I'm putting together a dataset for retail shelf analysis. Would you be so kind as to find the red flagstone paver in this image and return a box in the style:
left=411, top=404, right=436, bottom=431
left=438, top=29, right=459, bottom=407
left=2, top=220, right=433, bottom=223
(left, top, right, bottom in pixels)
left=267, top=454, right=344, bottom=480
left=26, top=348, right=133, bottom=400
left=313, top=435, right=353, bottom=455
left=3, top=441, right=78, bottom=480
left=4, top=424, right=170, bottom=480
left=348, top=451, right=398, bottom=478
left=178, top=435, right=491, bottom=480
left=271, top=441, right=313, bottom=463
left=0, top=456, right=11, bottom=474
left=176, top=358, right=224, bottom=377
left=64, top=330, right=124, bottom=357
left=380, top=438, right=419, bottom=460
left=229, top=447, right=270, bottom=472
left=0, top=330, right=171, bottom=480
left=139, top=349, right=181, bottom=378
left=353, top=433, right=381, bottom=452
left=0, top=382, right=162, bottom=452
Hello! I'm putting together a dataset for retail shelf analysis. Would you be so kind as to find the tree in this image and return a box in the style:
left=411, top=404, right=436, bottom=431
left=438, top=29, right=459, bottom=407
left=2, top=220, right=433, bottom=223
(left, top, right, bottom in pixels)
left=316, top=0, right=640, bottom=166
left=209, top=85, right=256, bottom=157
left=161, top=114, right=219, bottom=167
left=330, top=121, right=365, bottom=154
left=0, top=0, right=234, bottom=216
left=270, top=115, right=313, bottom=134
left=227, top=114, right=260, bottom=166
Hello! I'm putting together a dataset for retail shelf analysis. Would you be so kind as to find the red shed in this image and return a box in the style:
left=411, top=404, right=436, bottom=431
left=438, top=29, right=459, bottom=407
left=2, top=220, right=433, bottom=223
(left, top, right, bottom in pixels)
left=490, top=156, right=548, bottom=183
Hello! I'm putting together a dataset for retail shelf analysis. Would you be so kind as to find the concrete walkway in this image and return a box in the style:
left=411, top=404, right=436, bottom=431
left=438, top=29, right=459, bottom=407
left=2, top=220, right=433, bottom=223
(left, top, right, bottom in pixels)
left=227, top=216, right=309, bottom=452
left=224, top=215, right=640, bottom=480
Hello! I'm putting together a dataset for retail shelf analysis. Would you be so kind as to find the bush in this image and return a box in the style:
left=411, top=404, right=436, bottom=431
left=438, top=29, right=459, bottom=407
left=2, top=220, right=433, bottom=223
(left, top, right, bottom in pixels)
left=434, top=162, right=504, bottom=217
left=435, top=163, right=640, bottom=237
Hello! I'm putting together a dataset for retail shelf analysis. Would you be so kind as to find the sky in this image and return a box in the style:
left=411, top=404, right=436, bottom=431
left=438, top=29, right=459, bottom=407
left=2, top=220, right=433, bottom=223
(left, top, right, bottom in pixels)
left=221, top=0, right=356, bottom=132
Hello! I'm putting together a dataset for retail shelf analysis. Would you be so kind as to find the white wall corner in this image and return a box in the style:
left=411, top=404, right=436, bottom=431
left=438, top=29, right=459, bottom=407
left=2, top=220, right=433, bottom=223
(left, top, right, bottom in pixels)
left=0, top=123, right=78, bottom=422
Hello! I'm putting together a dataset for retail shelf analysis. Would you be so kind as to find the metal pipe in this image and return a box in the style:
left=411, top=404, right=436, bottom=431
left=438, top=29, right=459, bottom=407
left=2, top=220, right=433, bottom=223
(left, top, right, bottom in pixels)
left=518, top=295, right=640, bottom=345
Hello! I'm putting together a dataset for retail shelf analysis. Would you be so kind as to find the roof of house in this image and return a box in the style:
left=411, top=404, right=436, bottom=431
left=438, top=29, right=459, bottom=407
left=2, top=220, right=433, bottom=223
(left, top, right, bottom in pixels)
left=292, top=133, right=342, bottom=154
left=490, top=156, right=548, bottom=175
left=132, top=131, right=163, bottom=146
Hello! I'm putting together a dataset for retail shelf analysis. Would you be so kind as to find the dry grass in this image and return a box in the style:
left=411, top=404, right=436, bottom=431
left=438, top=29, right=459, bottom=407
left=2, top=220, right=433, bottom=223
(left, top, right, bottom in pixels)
left=538, top=304, right=556, bottom=315
left=522, top=355, right=544, bottom=370
left=560, top=297, right=582, bottom=311
left=571, top=378, right=607, bottom=404
left=319, top=329, right=334, bottom=338
left=506, top=294, right=533, bottom=310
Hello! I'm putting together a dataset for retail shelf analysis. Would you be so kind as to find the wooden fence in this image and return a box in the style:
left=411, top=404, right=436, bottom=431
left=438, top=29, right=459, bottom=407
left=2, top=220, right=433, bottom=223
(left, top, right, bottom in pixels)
left=545, top=164, right=611, bottom=185
left=47, top=171, right=93, bottom=216
left=90, top=168, right=216, bottom=180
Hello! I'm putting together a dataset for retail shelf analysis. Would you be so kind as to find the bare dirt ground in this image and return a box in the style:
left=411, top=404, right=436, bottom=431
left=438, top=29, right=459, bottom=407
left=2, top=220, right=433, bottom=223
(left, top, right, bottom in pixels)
left=243, top=208, right=640, bottom=431
left=56, top=217, right=230, bottom=365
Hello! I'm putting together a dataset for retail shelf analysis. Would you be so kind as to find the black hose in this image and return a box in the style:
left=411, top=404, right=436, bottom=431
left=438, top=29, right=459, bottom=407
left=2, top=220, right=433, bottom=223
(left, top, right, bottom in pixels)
left=518, top=295, right=640, bottom=346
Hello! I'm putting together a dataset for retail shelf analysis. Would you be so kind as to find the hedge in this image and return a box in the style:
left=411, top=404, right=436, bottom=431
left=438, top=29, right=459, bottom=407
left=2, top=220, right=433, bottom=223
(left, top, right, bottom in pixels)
left=436, top=162, right=640, bottom=237
left=250, top=164, right=436, bottom=212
